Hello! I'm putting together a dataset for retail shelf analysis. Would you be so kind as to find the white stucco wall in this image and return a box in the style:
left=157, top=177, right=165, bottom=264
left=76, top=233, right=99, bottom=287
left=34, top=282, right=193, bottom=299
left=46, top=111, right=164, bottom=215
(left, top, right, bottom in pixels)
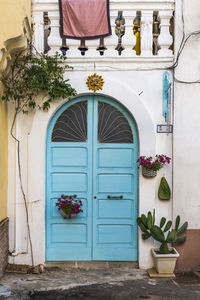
left=173, top=0, right=200, bottom=228
left=7, top=0, right=200, bottom=271
left=7, top=70, right=172, bottom=268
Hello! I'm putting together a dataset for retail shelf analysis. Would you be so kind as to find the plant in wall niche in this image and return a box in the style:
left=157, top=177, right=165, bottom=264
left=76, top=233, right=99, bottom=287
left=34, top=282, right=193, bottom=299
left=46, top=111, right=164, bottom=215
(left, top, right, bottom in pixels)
left=137, top=154, right=171, bottom=178
left=56, top=195, right=83, bottom=219
left=137, top=210, right=188, bottom=274
left=0, top=46, right=76, bottom=272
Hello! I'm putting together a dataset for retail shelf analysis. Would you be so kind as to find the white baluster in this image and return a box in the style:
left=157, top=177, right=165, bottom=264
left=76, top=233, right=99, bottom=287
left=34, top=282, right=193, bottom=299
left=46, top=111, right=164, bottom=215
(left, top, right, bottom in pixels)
left=48, top=11, right=62, bottom=55
left=158, top=10, right=173, bottom=57
left=140, top=10, right=153, bottom=56
left=122, top=12, right=136, bottom=56
left=32, top=12, right=44, bottom=54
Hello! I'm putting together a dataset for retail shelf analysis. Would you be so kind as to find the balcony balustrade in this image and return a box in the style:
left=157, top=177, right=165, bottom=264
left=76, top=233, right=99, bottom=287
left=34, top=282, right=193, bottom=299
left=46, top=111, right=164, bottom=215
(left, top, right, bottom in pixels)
left=32, top=0, right=175, bottom=70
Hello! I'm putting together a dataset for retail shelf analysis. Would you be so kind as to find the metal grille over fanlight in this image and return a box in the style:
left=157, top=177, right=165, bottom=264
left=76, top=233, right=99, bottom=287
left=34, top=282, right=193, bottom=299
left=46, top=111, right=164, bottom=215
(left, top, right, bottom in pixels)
left=98, top=102, right=133, bottom=143
left=52, top=101, right=87, bottom=142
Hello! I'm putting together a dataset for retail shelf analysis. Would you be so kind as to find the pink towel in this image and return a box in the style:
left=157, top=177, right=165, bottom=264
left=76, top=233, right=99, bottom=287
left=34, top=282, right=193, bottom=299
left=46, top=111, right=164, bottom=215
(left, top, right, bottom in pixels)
left=59, top=0, right=111, bottom=39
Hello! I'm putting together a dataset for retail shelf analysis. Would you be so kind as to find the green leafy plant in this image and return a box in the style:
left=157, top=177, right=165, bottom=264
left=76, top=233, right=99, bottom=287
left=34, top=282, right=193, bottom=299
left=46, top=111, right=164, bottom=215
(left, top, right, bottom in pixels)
left=1, top=51, right=76, bottom=113
left=137, top=155, right=171, bottom=171
left=56, top=195, right=83, bottom=219
left=137, top=210, right=188, bottom=254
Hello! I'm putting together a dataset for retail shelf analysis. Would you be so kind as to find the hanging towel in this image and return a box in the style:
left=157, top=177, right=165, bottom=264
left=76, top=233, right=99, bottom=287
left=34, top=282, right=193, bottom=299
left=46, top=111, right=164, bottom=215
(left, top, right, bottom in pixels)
left=158, top=177, right=171, bottom=200
left=59, top=0, right=112, bottom=40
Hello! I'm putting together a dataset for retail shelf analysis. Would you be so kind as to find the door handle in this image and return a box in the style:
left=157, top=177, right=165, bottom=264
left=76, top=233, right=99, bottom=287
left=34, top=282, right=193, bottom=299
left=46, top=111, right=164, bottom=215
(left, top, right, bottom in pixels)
left=107, top=195, right=123, bottom=199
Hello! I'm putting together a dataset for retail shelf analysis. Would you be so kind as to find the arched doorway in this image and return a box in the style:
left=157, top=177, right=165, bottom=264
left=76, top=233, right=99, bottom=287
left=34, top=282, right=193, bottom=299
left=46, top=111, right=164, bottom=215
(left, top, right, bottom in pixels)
left=46, top=95, right=138, bottom=261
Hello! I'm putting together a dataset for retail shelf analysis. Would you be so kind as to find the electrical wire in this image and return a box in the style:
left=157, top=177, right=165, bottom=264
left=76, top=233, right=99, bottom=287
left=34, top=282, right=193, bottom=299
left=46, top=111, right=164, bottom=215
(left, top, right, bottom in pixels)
left=74, top=0, right=200, bottom=84
left=170, top=0, right=200, bottom=84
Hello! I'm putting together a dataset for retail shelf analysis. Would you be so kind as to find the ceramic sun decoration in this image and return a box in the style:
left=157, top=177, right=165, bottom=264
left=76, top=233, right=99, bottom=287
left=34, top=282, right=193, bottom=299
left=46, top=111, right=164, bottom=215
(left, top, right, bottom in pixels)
left=86, top=73, right=104, bottom=92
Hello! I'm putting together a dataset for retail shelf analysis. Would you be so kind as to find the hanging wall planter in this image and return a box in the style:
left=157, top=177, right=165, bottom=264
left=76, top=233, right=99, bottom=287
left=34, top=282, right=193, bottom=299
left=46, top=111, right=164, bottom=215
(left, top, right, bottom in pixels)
left=142, top=166, right=157, bottom=178
left=60, top=209, right=77, bottom=219
left=56, top=194, right=83, bottom=219
left=137, top=155, right=171, bottom=178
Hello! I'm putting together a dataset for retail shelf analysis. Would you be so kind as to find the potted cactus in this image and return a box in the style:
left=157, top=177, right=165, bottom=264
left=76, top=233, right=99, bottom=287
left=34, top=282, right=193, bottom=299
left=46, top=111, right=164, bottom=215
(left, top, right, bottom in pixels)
left=137, top=210, right=188, bottom=274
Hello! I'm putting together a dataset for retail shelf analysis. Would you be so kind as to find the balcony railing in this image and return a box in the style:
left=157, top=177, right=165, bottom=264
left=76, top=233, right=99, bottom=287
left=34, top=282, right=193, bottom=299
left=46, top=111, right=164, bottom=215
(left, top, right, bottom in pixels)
left=32, top=0, right=175, bottom=69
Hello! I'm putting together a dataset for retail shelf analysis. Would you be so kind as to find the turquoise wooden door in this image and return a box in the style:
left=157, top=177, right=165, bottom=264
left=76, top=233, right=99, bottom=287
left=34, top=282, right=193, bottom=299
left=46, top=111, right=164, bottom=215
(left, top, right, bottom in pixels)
left=46, top=95, right=138, bottom=261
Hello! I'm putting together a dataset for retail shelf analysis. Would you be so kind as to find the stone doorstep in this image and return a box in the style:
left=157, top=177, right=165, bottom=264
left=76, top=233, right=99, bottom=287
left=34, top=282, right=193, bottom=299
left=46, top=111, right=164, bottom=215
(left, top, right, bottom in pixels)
left=6, top=264, right=43, bottom=274
left=148, top=268, right=175, bottom=278
left=6, top=261, right=138, bottom=273
left=45, top=261, right=139, bottom=269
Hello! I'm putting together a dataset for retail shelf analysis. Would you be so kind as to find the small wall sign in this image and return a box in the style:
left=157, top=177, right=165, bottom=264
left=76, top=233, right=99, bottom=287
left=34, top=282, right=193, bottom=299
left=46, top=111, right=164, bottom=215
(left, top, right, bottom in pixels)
left=157, top=124, right=173, bottom=133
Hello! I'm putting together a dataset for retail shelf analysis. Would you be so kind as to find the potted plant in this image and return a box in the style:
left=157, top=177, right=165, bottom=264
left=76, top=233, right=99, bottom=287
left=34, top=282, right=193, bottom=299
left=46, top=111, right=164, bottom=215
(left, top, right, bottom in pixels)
left=137, top=210, right=188, bottom=274
left=137, top=155, right=171, bottom=178
left=56, top=194, right=83, bottom=219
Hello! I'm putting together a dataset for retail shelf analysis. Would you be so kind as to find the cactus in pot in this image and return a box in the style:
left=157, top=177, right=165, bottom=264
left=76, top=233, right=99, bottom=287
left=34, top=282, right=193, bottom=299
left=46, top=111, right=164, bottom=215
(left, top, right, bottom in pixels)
left=137, top=210, right=188, bottom=254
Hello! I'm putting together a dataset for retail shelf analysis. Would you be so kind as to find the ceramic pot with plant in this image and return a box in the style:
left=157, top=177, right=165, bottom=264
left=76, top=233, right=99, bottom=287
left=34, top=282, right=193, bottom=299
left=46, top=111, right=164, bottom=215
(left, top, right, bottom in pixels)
left=137, top=210, right=188, bottom=274
left=137, top=155, right=171, bottom=178
left=56, top=194, right=83, bottom=219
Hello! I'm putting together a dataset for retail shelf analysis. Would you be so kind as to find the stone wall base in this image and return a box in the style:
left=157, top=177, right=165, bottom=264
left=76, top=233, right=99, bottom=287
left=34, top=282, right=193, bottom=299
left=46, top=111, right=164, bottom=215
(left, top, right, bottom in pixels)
left=0, top=218, right=9, bottom=276
left=175, top=229, right=200, bottom=271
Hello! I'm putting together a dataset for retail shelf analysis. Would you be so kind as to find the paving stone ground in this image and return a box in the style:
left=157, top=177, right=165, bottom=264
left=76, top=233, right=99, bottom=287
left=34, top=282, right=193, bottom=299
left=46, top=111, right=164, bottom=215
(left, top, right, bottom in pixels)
left=0, top=268, right=200, bottom=300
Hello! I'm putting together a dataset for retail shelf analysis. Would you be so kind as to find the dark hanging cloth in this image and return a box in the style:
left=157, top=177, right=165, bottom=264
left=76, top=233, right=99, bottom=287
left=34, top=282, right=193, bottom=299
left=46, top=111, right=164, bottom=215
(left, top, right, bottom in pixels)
left=59, top=0, right=112, bottom=40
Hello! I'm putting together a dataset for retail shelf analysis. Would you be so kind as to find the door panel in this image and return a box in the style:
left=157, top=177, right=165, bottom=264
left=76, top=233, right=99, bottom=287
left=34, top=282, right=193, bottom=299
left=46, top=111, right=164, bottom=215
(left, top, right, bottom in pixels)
left=52, top=173, right=87, bottom=192
left=52, top=147, right=87, bottom=166
left=46, top=98, right=93, bottom=261
left=97, top=225, right=133, bottom=243
left=51, top=224, right=87, bottom=243
left=46, top=95, right=138, bottom=261
left=98, top=148, right=133, bottom=168
left=92, top=97, right=138, bottom=261
left=98, top=174, right=134, bottom=193
left=98, top=199, right=133, bottom=219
